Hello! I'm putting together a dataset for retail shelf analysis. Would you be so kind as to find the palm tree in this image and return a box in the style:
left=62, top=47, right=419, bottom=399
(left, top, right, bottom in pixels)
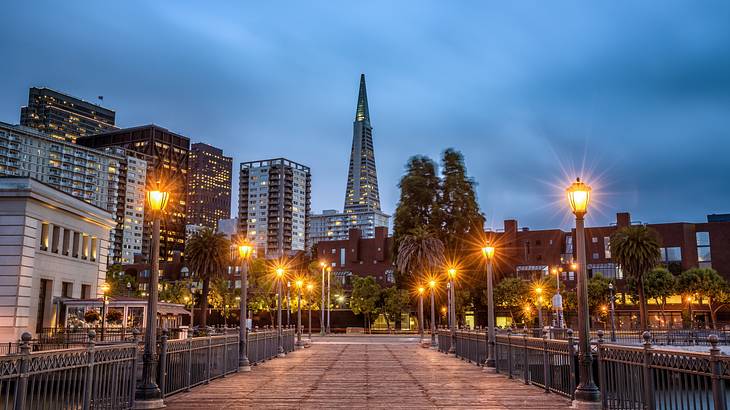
left=609, top=225, right=660, bottom=330
left=396, top=226, right=446, bottom=281
left=185, top=228, right=231, bottom=328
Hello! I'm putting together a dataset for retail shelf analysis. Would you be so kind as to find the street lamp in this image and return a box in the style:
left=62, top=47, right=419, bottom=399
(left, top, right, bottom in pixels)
left=295, top=279, right=304, bottom=349
left=552, top=266, right=564, bottom=328
left=326, top=266, right=332, bottom=334
left=136, top=187, right=169, bottom=407
left=687, top=295, right=694, bottom=330
left=100, top=282, right=110, bottom=342
left=534, top=286, right=544, bottom=329
left=275, top=267, right=286, bottom=357
left=567, top=177, right=600, bottom=403
left=417, top=286, right=425, bottom=343
left=608, top=282, right=617, bottom=342
left=306, top=283, right=313, bottom=341
left=286, top=281, right=291, bottom=327
left=429, top=279, right=437, bottom=349
left=482, top=243, right=496, bottom=367
left=319, top=261, right=327, bottom=336
left=237, top=242, right=253, bottom=371
left=447, top=267, right=457, bottom=354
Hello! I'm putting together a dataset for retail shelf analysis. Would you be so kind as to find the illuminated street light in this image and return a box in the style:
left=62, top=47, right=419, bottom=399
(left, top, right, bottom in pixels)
left=237, top=242, right=253, bottom=371
left=319, top=261, right=327, bottom=336
left=567, top=177, right=600, bottom=403
left=482, top=242, right=497, bottom=368
left=295, top=279, right=304, bottom=349
left=429, top=279, right=437, bottom=348
left=326, top=266, right=332, bottom=334
left=447, top=267, right=457, bottom=354
left=306, top=283, right=314, bottom=340
left=608, top=282, right=617, bottom=342
left=275, top=266, right=286, bottom=357
left=136, top=187, right=169, bottom=407
left=417, top=286, right=425, bottom=343
left=100, top=282, right=110, bottom=341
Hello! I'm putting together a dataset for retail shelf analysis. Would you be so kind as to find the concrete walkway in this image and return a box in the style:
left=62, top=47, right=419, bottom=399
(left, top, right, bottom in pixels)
left=165, top=336, right=573, bottom=409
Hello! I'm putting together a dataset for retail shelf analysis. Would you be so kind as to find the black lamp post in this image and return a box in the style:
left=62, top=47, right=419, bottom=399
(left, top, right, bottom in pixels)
left=238, top=243, right=253, bottom=371
left=482, top=243, right=496, bottom=367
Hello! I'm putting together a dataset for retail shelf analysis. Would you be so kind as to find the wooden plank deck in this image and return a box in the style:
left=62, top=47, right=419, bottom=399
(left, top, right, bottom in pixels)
left=165, top=336, right=573, bottom=409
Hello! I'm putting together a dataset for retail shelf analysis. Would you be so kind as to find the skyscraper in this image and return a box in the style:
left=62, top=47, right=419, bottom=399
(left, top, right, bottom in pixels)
left=238, top=158, right=311, bottom=258
left=344, top=74, right=381, bottom=214
left=187, top=143, right=232, bottom=230
left=20, top=87, right=116, bottom=143
left=77, top=125, right=190, bottom=264
left=309, top=74, right=389, bottom=250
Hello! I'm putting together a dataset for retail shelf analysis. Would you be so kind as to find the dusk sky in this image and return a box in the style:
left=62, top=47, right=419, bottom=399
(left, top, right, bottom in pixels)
left=2, top=2, right=729, bottom=230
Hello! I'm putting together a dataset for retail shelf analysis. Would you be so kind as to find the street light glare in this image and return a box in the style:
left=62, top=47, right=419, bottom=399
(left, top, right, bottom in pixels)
left=238, top=243, right=253, bottom=259
left=146, top=190, right=170, bottom=212
left=566, top=177, right=591, bottom=217
left=276, top=267, right=285, bottom=277
left=481, top=244, right=495, bottom=260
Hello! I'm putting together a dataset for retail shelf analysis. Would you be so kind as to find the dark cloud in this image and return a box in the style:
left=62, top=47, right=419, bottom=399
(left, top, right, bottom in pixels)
left=0, top=1, right=728, bottom=230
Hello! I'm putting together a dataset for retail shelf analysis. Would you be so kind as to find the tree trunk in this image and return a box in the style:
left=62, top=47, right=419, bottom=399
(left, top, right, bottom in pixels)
left=200, top=276, right=210, bottom=328
left=637, top=276, right=648, bottom=330
left=709, top=299, right=717, bottom=330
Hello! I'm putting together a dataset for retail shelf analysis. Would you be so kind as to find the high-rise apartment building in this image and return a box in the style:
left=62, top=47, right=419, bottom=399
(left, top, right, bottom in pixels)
left=308, top=209, right=390, bottom=249
left=0, top=122, right=145, bottom=264
left=77, top=125, right=190, bottom=263
left=186, top=143, right=232, bottom=230
left=238, top=158, right=311, bottom=258
left=20, top=87, right=116, bottom=143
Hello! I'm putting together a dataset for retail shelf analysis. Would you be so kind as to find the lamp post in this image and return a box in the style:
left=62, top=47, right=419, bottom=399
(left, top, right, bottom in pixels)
left=126, top=281, right=132, bottom=297
left=307, top=283, right=313, bottom=341
left=276, top=267, right=285, bottom=358
left=482, top=244, right=496, bottom=367
left=326, top=266, right=332, bottom=334
left=237, top=243, right=253, bottom=371
left=100, top=282, right=110, bottom=342
left=136, top=188, right=169, bottom=407
left=551, top=267, right=564, bottom=328
left=687, top=295, right=694, bottom=330
left=447, top=268, right=457, bottom=354
left=535, top=287, right=544, bottom=330
left=319, top=262, right=326, bottom=336
left=429, top=280, right=437, bottom=349
left=286, top=281, right=291, bottom=327
left=295, top=279, right=304, bottom=349
left=567, top=177, right=600, bottom=403
left=417, top=286, right=425, bottom=343
left=608, top=282, right=617, bottom=342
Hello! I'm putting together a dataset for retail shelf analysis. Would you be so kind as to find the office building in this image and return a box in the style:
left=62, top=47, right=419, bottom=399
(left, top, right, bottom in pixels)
left=238, top=158, right=311, bottom=258
left=0, top=177, right=116, bottom=341
left=308, top=209, right=390, bottom=249
left=77, top=125, right=190, bottom=264
left=20, top=87, right=116, bottom=143
left=187, top=143, right=232, bottom=229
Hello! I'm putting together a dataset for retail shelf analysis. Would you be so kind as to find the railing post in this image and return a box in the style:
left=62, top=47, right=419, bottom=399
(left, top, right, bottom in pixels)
left=157, top=328, right=168, bottom=397
left=523, top=335, right=529, bottom=385
left=542, top=329, right=550, bottom=393
left=596, top=330, right=607, bottom=409
left=185, top=331, right=193, bottom=392
left=641, top=331, right=655, bottom=410
left=567, top=329, right=576, bottom=399
left=507, top=330, right=513, bottom=379
left=206, top=328, right=212, bottom=384
left=82, top=330, right=96, bottom=410
left=709, top=335, right=727, bottom=410
left=13, top=332, right=32, bottom=410
left=495, top=332, right=500, bottom=374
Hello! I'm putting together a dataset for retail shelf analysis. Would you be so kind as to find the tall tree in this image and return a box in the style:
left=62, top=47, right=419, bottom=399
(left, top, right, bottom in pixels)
left=382, top=287, right=410, bottom=333
left=677, top=268, right=730, bottom=329
left=208, top=278, right=239, bottom=325
left=434, top=149, right=485, bottom=254
left=395, top=226, right=445, bottom=283
left=641, top=267, right=677, bottom=325
left=185, top=228, right=231, bottom=327
left=350, top=276, right=382, bottom=332
left=610, top=226, right=661, bottom=330
left=393, top=156, right=440, bottom=262
left=492, top=277, right=530, bottom=324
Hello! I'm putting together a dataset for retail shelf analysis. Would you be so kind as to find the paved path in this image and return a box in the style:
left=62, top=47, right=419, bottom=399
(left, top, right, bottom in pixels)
left=166, top=336, right=573, bottom=409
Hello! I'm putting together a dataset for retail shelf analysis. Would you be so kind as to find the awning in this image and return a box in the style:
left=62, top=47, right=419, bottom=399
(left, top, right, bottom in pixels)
left=157, top=305, right=191, bottom=316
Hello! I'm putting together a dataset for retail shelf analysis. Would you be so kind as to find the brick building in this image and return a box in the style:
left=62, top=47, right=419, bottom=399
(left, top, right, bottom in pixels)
left=315, top=227, right=395, bottom=287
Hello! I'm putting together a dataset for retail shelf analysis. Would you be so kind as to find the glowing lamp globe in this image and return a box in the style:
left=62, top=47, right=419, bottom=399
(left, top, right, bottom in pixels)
left=238, top=243, right=253, bottom=259
left=566, top=178, right=591, bottom=217
left=147, top=190, right=170, bottom=212
left=482, top=244, right=495, bottom=260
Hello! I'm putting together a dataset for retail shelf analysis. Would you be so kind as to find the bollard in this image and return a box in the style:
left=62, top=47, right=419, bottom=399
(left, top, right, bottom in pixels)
left=507, top=330, right=513, bottom=379
left=13, top=332, right=32, bottom=410
left=523, top=335, right=529, bottom=385
left=542, top=329, right=550, bottom=393
left=596, top=330, right=607, bottom=409
left=641, top=331, right=655, bottom=410
left=566, top=329, right=576, bottom=399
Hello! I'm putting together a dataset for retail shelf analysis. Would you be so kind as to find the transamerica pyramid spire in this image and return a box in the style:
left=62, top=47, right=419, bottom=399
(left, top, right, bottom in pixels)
left=344, top=74, right=381, bottom=213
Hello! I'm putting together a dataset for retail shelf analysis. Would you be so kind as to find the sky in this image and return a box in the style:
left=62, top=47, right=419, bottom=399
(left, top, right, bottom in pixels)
left=1, top=1, right=729, bottom=230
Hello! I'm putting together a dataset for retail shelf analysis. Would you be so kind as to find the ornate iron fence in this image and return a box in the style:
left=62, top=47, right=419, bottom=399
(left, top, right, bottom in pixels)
left=0, top=331, right=137, bottom=410
left=597, top=332, right=730, bottom=410
left=436, top=329, right=451, bottom=353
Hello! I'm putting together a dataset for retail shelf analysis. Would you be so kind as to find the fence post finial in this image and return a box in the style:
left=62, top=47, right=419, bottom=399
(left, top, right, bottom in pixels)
left=597, top=329, right=604, bottom=345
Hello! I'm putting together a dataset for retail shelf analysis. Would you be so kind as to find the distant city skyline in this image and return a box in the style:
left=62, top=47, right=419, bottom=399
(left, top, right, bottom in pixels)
left=1, top=2, right=729, bottom=230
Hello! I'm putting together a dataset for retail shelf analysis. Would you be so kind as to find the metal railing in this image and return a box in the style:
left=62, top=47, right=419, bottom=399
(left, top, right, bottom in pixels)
left=436, top=329, right=451, bottom=353
left=597, top=332, right=730, bottom=410
left=0, top=331, right=137, bottom=410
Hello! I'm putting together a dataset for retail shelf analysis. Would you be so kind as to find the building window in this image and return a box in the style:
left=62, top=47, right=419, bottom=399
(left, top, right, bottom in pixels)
left=40, top=222, right=49, bottom=251
left=81, top=235, right=89, bottom=260
left=592, top=237, right=598, bottom=243
left=603, top=236, right=611, bottom=259
left=696, top=232, right=711, bottom=268
left=90, top=237, right=98, bottom=262
left=340, top=248, right=346, bottom=266
left=72, top=232, right=80, bottom=258
left=81, top=284, right=91, bottom=299
left=51, top=226, right=61, bottom=253
left=592, top=252, right=599, bottom=260
left=62, top=229, right=70, bottom=256
left=62, top=282, right=73, bottom=298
